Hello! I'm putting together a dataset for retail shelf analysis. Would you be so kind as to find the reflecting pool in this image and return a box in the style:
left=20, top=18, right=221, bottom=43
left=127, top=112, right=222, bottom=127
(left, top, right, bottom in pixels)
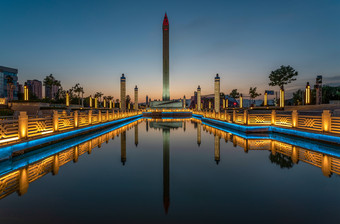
left=1, top=118, right=340, bottom=223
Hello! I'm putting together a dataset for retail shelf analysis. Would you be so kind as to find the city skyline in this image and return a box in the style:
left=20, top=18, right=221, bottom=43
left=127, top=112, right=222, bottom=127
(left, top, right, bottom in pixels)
left=1, top=0, right=340, bottom=101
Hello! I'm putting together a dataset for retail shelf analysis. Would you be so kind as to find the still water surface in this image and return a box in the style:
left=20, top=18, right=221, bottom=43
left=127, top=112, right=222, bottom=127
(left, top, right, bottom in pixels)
left=0, top=118, right=340, bottom=224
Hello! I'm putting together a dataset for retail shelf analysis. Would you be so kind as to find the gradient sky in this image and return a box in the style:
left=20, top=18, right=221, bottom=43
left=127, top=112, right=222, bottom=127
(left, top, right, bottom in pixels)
left=1, top=0, right=339, bottom=101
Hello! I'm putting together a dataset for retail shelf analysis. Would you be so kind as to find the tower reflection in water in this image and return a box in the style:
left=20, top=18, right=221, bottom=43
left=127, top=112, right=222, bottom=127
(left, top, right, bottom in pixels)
left=0, top=118, right=340, bottom=212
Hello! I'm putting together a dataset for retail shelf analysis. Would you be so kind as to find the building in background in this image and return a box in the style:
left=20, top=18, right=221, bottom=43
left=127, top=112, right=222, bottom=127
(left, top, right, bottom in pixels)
left=27, top=79, right=42, bottom=99
left=0, top=66, right=18, bottom=100
left=45, top=85, right=59, bottom=100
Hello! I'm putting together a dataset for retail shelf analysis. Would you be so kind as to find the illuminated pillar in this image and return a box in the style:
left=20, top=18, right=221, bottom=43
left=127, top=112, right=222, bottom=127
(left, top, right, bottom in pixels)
left=197, top=85, right=201, bottom=111
left=103, top=99, right=106, bottom=108
left=18, top=111, right=28, bottom=139
left=134, top=85, right=138, bottom=110
left=52, top=154, right=60, bottom=175
left=88, top=110, right=92, bottom=125
left=24, top=83, right=28, bottom=101
left=321, top=155, right=332, bottom=177
left=305, top=82, right=311, bottom=105
left=121, top=131, right=126, bottom=165
left=89, top=96, right=92, bottom=108
left=233, top=110, right=236, bottom=122
left=244, top=110, right=248, bottom=125
left=128, top=103, right=130, bottom=110
left=120, top=74, right=126, bottom=111
left=53, top=110, right=59, bottom=132
left=322, top=110, right=331, bottom=132
left=214, top=74, right=220, bottom=113
left=264, top=92, right=268, bottom=106
left=98, top=110, right=102, bottom=123
left=222, top=98, right=225, bottom=109
left=292, top=110, right=298, bottom=127
left=18, top=167, right=29, bottom=196
left=74, top=110, right=78, bottom=128
left=197, top=122, right=201, bottom=146
left=95, top=97, right=98, bottom=109
left=134, top=124, right=138, bottom=146
left=214, top=135, right=220, bottom=164
left=109, top=100, right=112, bottom=109
left=66, top=91, right=70, bottom=107
left=271, top=110, right=276, bottom=125
left=209, top=101, right=211, bottom=110
left=225, top=99, right=228, bottom=109
left=239, top=94, right=243, bottom=108
left=183, top=95, right=186, bottom=109
left=280, top=87, right=285, bottom=108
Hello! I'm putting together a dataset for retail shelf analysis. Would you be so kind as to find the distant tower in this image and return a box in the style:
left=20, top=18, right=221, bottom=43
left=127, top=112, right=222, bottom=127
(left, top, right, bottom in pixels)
left=134, top=85, right=138, bottom=110
left=120, top=74, right=126, bottom=111
left=197, top=85, right=201, bottom=111
left=214, top=74, right=220, bottom=112
left=146, top=95, right=149, bottom=107
left=162, top=13, right=170, bottom=101
left=183, top=95, right=186, bottom=108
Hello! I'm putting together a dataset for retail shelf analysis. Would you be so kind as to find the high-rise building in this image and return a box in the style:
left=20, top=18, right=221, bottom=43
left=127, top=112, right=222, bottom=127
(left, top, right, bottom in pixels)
left=162, top=13, right=170, bottom=101
left=120, top=74, right=126, bottom=111
left=45, top=85, right=59, bottom=100
left=0, top=66, right=19, bottom=100
left=27, top=79, right=43, bottom=99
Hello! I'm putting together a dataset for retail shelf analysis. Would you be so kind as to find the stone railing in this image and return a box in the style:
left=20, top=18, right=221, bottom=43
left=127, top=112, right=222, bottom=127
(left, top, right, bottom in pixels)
left=0, top=110, right=142, bottom=145
left=193, top=109, right=340, bottom=135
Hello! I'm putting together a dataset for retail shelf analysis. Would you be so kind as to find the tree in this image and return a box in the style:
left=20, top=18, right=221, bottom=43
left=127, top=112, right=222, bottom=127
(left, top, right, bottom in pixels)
left=126, top=95, right=131, bottom=105
left=94, top=92, right=103, bottom=104
left=249, top=87, right=261, bottom=105
left=43, top=74, right=61, bottom=100
left=292, top=89, right=303, bottom=105
left=229, top=89, right=240, bottom=99
left=73, top=83, right=84, bottom=105
left=268, top=65, right=298, bottom=90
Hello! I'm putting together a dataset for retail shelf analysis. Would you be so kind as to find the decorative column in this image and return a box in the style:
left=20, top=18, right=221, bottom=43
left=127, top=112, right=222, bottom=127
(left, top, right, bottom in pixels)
left=264, top=91, right=268, bottom=106
left=292, top=110, right=298, bottom=127
left=53, top=110, right=59, bottom=131
left=271, top=110, right=276, bottom=125
left=322, top=110, right=331, bottom=132
left=89, top=96, right=92, bottom=108
left=280, top=87, right=285, bottom=108
left=305, top=82, right=311, bottom=105
left=226, top=98, right=228, bottom=109
left=239, top=94, right=243, bottom=109
left=74, top=110, right=78, bottom=128
left=24, top=83, right=28, bottom=101
left=98, top=110, right=102, bottom=123
left=66, top=91, right=70, bottom=107
left=95, top=97, right=98, bottom=109
left=214, top=74, right=220, bottom=113
left=18, top=111, right=28, bottom=139
left=103, top=99, right=106, bottom=108
left=197, top=85, right=201, bottom=111
left=134, top=85, right=138, bottom=110
left=88, top=110, right=92, bottom=125
left=120, top=74, right=126, bottom=112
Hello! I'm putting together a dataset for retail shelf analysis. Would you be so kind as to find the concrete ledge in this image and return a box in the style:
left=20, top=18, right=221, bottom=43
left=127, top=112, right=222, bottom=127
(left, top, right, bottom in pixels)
left=0, top=114, right=143, bottom=161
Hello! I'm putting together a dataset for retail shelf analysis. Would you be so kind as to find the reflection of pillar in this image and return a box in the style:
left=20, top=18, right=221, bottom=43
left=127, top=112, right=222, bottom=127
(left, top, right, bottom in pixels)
left=197, top=122, right=201, bottom=146
left=291, top=146, right=299, bottom=164
left=183, top=120, right=186, bottom=132
left=270, top=141, right=276, bottom=155
left=134, top=124, right=138, bottom=147
left=214, top=74, right=220, bottom=112
left=163, top=129, right=170, bottom=214
left=121, top=131, right=126, bottom=165
left=73, top=146, right=79, bottom=163
left=321, top=155, right=332, bottom=177
left=146, top=119, right=149, bottom=132
left=88, top=140, right=92, bottom=154
left=214, top=135, right=220, bottom=164
left=52, top=154, right=59, bottom=175
left=18, top=167, right=29, bottom=196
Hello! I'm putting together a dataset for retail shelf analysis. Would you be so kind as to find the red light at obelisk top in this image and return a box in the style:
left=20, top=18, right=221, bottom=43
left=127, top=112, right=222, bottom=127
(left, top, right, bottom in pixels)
left=163, top=13, right=169, bottom=30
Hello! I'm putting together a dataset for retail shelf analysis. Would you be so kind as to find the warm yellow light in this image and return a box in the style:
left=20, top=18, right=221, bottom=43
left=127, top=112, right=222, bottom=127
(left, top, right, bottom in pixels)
left=89, top=96, right=92, bottom=107
left=240, top=95, right=243, bottom=108
left=24, top=85, right=28, bottom=101
left=95, top=97, right=98, bottom=109
left=66, top=92, right=70, bottom=107
left=264, top=92, right=267, bottom=106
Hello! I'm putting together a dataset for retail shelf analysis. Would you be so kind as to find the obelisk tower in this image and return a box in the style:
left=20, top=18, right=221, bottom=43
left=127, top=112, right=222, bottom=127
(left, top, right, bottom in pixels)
left=134, top=85, right=138, bottom=110
left=214, top=74, right=220, bottom=113
left=162, top=13, right=170, bottom=101
left=120, top=74, right=126, bottom=111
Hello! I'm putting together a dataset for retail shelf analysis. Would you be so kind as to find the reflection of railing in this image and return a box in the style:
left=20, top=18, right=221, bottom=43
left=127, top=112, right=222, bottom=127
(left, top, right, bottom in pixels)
left=193, top=109, right=339, bottom=136
left=0, top=110, right=142, bottom=145
left=0, top=119, right=141, bottom=199
left=202, top=123, right=340, bottom=178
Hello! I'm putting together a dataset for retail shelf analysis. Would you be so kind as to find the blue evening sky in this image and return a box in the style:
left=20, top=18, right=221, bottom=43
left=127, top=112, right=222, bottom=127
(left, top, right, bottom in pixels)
left=1, top=0, right=339, bottom=100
